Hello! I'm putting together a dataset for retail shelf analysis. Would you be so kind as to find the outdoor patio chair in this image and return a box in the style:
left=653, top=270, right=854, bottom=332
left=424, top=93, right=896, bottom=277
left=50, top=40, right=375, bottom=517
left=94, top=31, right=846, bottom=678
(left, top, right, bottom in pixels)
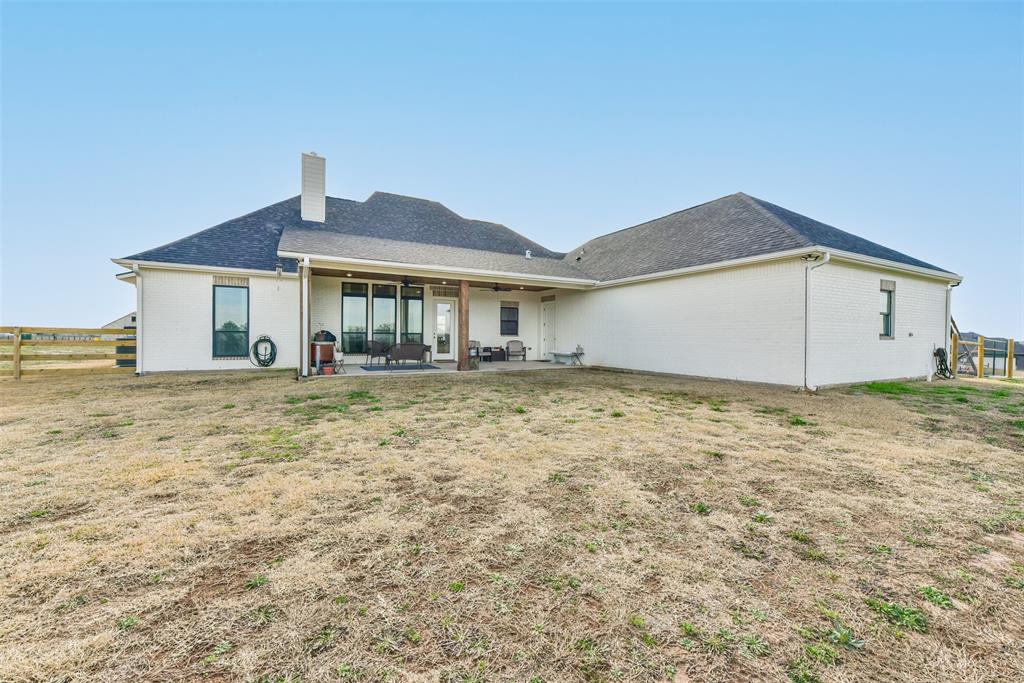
left=506, top=340, right=527, bottom=361
left=366, top=340, right=388, bottom=366
left=386, top=343, right=429, bottom=368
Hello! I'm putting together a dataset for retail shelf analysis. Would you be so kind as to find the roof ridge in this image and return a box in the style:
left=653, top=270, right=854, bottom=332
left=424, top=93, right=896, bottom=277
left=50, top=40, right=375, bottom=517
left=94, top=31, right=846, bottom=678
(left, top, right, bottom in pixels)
left=565, top=192, right=751, bottom=257
left=362, top=190, right=560, bottom=256
left=734, top=192, right=815, bottom=248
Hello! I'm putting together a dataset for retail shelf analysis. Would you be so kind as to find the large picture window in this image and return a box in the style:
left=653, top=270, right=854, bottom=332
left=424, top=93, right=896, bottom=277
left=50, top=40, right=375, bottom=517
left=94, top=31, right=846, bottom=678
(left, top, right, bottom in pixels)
left=401, top=286, right=424, bottom=343
left=879, top=280, right=895, bottom=339
left=372, top=284, right=397, bottom=347
left=213, top=285, right=249, bottom=357
left=341, top=282, right=368, bottom=353
left=500, top=301, right=519, bottom=336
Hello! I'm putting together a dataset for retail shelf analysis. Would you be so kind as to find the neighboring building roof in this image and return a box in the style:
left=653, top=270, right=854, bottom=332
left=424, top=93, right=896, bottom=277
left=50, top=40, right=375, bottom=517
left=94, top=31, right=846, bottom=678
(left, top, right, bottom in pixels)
left=120, top=190, right=954, bottom=283
left=566, top=193, right=947, bottom=281
left=102, top=312, right=136, bottom=328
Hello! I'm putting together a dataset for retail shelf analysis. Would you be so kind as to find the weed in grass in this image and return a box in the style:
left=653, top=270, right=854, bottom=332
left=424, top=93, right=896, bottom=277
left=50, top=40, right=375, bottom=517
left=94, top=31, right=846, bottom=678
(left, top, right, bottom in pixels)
left=627, top=614, right=647, bottom=629
left=222, top=403, right=236, bottom=409
left=865, top=598, right=928, bottom=632
left=868, top=544, right=893, bottom=555
left=1004, top=577, right=1024, bottom=590
left=514, top=405, right=526, bottom=414
left=333, top=595, right=349, bottom=605
left=787, top=529, right=813, bottom=544
left=753, top=511, right=774, bottom=524
left=703, top=628, right=735, bottom=655
left=377, top=438, right=391, bottom=447
left=306, top=626, right=338, bottom=655
left=680, top=622, right=700, bottom=637
left=738, top=495, right=761, bottom=508
left=449, top=581, right=466, bottom=593
left=56, top=596, right=87, bottom=613
left=29, top=509, right=50, bottom=519
left=45, top=429, right=63, bottom=435
left=610, top=410, right=624, bottom=418
left=802, top=548, right=828, bottom=563
left=547, top=471, right=567, bottom=483
left=756, top=406, right=788, bottom=415
left=788, top=415, right=811, bottom=426
left=805, top=643, right=841, bottom=666
left=919, top=586, right=954, bottom=609
left=252, top=604, right=278, bottom=627
left=827, top=621, right=864, bottom=650
left=202, top=640, right=233, bottom=665
left=740, top=634, right=770, bottom=658
left=246, top=574, right=269, bottom=590
left=730, top=540, right=766, bottom=560
left=116, top=615, right=140, bottom=630
left=787, top=658, right=821, bottom=683
left=690, top=501, right=711, bottom=516
left=703, top=449, right=725, bottom=460
left=393, top=428, right=406, bottom=437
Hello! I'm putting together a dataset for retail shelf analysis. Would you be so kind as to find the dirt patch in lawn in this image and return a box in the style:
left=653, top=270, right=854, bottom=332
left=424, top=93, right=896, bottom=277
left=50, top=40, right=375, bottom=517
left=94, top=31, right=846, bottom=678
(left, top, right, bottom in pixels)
left=0, top=369, right=1022, bottom=682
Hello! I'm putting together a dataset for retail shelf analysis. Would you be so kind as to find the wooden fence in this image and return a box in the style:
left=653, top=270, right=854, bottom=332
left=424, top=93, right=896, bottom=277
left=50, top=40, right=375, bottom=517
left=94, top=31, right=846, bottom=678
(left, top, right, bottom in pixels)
left=0, top=327, right=136, bottom=380
left=952, top=333, right=1015, bottom=380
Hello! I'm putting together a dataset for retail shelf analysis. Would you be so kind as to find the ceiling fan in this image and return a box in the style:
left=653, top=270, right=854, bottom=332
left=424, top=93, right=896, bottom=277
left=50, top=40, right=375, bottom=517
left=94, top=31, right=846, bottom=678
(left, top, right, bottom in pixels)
left=401, top=276, right=422, bottom=287
left=477, top=282, right=512, bottom=292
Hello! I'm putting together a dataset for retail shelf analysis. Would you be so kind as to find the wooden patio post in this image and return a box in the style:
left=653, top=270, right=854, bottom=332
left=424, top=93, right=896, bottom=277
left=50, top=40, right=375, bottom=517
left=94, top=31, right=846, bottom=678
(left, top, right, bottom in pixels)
left=457, top=279, right=469, bottom=371
left=951, top=332, right=959, bottom=377
left=1008, top=339, right=1015, bottom=379
left=12, top=327, right=22, bottom=381
left=976, top=335, right=985, bottom=379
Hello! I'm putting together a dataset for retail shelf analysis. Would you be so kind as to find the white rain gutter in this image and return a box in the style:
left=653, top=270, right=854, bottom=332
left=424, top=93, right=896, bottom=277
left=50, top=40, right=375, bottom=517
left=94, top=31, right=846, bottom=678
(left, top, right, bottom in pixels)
left=275, top=250, right=596, bottom=289
left=300, top=256, right=310, bottom=378
left=133, top=264, right=143, bottom=376
left=803, top=251, right=831, bottom=391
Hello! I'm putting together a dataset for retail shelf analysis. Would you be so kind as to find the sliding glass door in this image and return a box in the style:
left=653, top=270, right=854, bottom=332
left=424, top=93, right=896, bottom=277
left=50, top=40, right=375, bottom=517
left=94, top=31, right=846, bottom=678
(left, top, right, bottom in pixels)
left=341, top=283, right=367, bottom=353
left=401, top=286, right=423, bottom=343
left=372, top=284, right=397, bottom=347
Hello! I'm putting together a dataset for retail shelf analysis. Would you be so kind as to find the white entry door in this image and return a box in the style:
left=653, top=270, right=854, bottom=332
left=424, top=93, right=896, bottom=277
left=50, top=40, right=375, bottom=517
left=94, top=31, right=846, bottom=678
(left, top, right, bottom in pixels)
left=433, top=300, right=457, bottom=361
left=541, top=301, right=556, bottom=358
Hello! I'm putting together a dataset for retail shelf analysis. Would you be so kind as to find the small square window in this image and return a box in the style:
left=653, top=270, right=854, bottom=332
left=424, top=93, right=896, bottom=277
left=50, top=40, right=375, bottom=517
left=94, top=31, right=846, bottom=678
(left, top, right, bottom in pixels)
left=500, top=303, right=519, bottom=336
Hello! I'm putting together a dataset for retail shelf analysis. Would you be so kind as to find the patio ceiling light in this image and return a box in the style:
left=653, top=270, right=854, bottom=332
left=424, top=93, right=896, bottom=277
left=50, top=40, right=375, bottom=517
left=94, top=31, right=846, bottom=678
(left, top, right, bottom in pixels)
left=346, top=273, right=353, bottom=277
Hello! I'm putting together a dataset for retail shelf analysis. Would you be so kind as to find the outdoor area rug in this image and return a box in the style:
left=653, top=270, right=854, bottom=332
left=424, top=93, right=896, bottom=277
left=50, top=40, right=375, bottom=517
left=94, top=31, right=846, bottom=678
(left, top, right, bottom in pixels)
left=359, top=364, right=441, bottom=372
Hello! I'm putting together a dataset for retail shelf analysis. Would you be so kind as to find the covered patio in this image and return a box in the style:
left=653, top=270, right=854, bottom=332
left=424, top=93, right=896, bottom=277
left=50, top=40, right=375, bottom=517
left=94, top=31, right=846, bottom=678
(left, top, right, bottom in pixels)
left=288, top=256, right=591, bottom=378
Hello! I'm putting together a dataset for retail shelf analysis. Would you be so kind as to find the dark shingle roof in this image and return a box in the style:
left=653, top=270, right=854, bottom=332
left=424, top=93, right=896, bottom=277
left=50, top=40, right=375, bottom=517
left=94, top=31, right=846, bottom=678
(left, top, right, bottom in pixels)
left=277, top=192, right=585, bottom=279
left=122, top=190, right=953, bottom=282
left=123, top=197, right=300, bottom=272
left=566, top=193, right=950, bottom=281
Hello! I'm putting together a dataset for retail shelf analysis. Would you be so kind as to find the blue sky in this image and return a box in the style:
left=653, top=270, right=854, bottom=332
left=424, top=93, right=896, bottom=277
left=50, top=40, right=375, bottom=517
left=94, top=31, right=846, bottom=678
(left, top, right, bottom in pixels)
left=2, top=1, right=1021, bottom=336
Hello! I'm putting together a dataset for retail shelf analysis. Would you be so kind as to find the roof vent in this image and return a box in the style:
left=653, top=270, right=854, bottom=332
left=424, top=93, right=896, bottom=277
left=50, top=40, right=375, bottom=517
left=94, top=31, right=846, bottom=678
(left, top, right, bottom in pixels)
left=300, top=152, right=326, bottom=223
left=525, top=249, right=532, bottom=259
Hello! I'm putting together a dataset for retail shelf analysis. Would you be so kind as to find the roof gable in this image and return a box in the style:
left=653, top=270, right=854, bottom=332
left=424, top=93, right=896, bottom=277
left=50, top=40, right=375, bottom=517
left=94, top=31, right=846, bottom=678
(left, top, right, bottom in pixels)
left=566, top=193, right=948, bottom=280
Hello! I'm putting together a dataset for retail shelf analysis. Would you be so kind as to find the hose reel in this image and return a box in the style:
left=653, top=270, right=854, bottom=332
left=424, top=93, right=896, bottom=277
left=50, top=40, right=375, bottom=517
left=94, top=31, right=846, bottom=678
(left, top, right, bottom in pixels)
left=250, top=335, right=278, bottom=367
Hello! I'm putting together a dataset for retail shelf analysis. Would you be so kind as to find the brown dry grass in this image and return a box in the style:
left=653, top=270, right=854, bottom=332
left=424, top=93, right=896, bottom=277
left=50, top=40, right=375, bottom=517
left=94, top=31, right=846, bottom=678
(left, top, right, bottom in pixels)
left=0, top=369, right=1022, bottom=683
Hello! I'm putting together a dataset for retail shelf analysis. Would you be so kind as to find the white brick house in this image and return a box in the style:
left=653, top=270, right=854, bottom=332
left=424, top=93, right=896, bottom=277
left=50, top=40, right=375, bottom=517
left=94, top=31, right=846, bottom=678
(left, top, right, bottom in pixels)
left=113, top=153, right=961, bottom=388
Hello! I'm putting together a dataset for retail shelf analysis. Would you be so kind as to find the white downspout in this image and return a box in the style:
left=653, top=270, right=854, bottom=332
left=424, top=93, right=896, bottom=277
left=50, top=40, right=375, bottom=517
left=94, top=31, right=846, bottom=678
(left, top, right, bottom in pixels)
left=301, top=256, right=311, bottom=377
left=803, top=251, right=830, bottom=391
left=133, top=264, right=143, bottom=376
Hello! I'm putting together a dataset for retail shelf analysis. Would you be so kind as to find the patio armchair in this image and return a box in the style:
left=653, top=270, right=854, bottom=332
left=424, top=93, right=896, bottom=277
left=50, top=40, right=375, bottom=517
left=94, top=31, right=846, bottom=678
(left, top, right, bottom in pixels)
left=366, top=340, right=388, bottom=366
left=386, top=343, right=429, bottom=367
left=506, top=340, right=527, bottom=362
